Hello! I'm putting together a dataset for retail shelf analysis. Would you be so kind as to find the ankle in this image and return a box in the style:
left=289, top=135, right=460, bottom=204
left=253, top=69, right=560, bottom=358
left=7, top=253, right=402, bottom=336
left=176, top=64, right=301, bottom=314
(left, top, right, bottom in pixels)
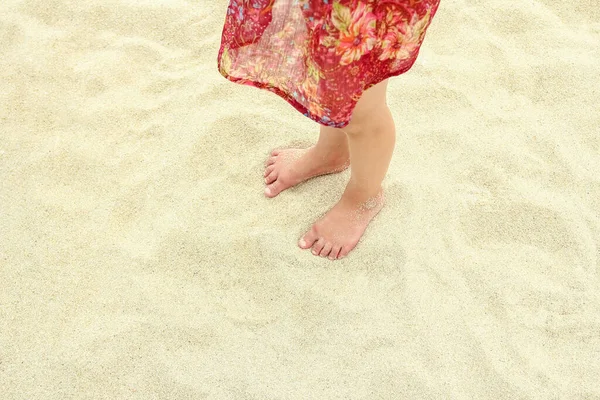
left=343, top=179, right=384, bottom=205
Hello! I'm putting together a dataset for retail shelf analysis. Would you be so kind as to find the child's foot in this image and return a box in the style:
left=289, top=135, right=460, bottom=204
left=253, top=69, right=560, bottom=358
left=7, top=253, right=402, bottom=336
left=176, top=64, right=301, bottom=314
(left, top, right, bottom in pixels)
left=298, top=185, right=385, bottom=260
left=263, top=146, right=350, bottom=197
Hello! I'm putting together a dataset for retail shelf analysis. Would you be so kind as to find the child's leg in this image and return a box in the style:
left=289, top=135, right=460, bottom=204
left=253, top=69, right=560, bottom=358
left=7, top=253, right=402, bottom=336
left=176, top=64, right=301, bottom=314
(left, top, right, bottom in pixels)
left=299, top=79, right=395, bottom=259
left=263, top=122, right=350, bottom=198
left=343, top=79, right=395, bottom=202
left=315, top=124, right=350, bottom=159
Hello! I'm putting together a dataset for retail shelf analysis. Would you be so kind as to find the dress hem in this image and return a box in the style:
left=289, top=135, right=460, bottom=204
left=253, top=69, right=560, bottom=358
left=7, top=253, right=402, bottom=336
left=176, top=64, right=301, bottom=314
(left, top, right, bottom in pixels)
left=217, top=49, right=418, bottom=128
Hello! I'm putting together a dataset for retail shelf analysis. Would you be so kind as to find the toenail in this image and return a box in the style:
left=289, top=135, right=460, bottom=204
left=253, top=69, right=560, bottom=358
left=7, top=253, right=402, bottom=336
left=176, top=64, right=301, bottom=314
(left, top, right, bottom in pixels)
left=265, top=188, right=271, bottom=195
left=299, top=239, right=306, bottom=247
left=312, top=249, right=317, bottom=255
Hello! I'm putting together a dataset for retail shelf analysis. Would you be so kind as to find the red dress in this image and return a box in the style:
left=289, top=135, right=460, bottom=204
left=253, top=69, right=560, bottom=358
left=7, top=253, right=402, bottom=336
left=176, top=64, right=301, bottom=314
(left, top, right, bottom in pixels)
left=217, top=0, right=440, bottom=128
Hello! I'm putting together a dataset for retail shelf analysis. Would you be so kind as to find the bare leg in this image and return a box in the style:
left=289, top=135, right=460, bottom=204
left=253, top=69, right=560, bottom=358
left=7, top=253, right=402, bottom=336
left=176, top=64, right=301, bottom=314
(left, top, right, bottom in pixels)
left=263, top=124, right=350, bottom=197
left=298, top=79, right=396, bottom=259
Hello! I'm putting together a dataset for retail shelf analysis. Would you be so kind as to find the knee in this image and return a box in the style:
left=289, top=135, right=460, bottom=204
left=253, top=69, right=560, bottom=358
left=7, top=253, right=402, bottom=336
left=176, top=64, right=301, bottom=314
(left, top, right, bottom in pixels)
left=342, top=118, right=364, bottom=136
left=343, top=104, right=392, bottom=136
left=343, top=104, right=376, bottom=135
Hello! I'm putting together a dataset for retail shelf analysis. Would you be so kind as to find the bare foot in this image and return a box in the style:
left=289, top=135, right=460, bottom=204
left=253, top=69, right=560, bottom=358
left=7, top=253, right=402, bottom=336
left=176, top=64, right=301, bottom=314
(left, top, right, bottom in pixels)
left=298, top=187, right=385, bottom=260
left=263, top=146, right=350, bottom=198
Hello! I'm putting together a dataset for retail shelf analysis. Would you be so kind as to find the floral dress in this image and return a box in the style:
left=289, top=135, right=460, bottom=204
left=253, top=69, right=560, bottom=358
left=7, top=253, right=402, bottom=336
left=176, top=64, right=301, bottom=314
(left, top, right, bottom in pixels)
left=217, top=0, right=441, bottom=128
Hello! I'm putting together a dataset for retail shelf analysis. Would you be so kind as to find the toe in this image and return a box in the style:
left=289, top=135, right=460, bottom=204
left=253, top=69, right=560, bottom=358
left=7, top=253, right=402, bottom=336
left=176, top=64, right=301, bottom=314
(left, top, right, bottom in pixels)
left=267, top=155, right=277, bottom=166
left=264, top=180, right=283, bottom=198
left=338, top=246, right=350, bottom=259
left=311, top=238, right=326, bottom=255
left=265, top=170, right=277, bottom=184
left=299, top=228, right=318, bottom=249
left=263, top=165, right=275, bottom=177
left=319, top=242, right=333, bottom=258
left=271, top=149, right=281, bottom=156
left=329, top=245, right=341, bottom=260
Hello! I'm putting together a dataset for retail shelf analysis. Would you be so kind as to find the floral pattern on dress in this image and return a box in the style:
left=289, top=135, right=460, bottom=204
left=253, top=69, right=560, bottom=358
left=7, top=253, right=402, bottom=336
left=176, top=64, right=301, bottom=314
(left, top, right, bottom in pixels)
left=218, top=0, right=440, bottom=127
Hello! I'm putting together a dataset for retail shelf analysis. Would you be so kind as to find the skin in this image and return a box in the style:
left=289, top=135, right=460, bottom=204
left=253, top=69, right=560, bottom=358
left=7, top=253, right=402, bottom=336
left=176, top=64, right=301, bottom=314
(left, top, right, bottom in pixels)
left=263, top=78, right=395, bottom=260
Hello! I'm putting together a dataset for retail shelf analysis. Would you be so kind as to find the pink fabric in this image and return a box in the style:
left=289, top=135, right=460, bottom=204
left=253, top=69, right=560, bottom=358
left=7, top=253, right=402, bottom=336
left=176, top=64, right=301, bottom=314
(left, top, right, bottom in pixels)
left=218, top=0, right=440, bottom=127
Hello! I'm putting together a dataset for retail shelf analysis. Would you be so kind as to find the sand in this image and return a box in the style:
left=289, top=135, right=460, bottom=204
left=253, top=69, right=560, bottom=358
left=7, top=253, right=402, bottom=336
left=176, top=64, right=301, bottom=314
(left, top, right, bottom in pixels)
left=1, top=0, right=599, bottom=398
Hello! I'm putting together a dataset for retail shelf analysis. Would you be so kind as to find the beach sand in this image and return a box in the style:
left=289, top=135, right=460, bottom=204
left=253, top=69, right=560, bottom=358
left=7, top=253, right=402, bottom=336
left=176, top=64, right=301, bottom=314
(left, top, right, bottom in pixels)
left=1, top=0, right=599, bottom=398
